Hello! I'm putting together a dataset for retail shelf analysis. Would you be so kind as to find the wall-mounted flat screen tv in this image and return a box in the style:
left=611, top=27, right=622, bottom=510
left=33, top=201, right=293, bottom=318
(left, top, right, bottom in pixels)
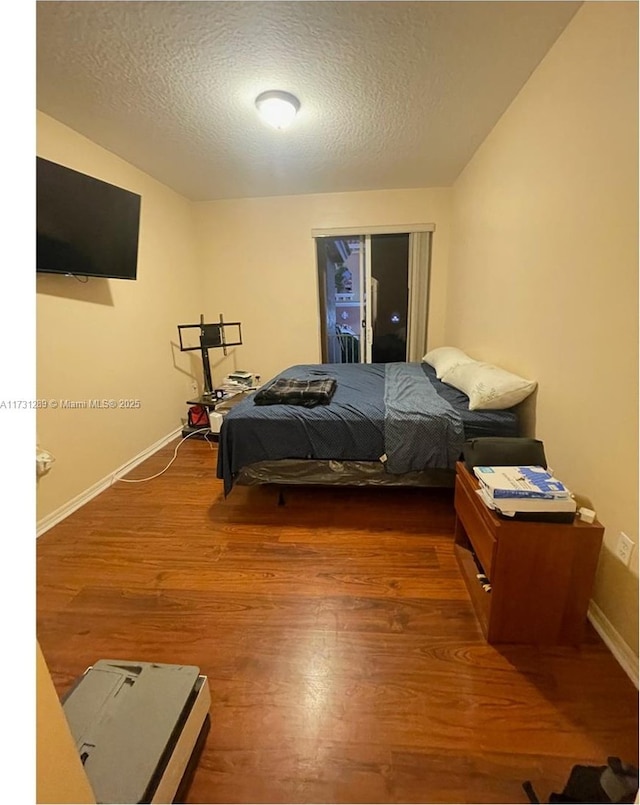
left=37, top=157, right=142, bottom=280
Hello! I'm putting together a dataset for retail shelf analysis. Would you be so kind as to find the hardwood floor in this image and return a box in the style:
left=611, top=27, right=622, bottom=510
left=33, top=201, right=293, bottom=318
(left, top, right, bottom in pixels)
left=36, top=439, right=638, bottom=804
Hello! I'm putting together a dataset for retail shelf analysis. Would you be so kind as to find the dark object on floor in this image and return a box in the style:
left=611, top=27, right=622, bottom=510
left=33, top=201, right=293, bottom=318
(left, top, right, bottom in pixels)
left=523, top=757, right=639, bottom=803
left=463, top=436, right=547, bottom=470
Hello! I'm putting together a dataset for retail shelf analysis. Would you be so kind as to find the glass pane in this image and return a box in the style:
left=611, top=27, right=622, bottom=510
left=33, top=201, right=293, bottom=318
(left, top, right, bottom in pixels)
left=320, top=236, right=362, bottom=363
left=370, top=234, right=409, bottom=362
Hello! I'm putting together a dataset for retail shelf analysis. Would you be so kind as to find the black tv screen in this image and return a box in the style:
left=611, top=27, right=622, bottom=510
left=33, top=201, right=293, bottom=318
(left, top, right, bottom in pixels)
left=36, top=157, right=141, bottom=280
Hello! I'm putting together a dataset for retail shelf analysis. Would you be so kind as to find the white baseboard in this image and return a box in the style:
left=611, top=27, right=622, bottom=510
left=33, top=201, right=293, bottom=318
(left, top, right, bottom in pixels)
left=36, top=426, right=182, bottom=537
left=588, top=600, right=639, bottom=689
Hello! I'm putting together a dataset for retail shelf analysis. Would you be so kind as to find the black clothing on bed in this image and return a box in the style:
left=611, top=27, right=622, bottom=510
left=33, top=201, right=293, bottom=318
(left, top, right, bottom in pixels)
left=253, top=376, right=337, bottom=407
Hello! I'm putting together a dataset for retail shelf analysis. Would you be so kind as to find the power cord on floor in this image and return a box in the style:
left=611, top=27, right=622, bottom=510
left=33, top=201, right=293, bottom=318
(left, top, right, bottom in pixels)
left=115, top=427, right=216, bottom=484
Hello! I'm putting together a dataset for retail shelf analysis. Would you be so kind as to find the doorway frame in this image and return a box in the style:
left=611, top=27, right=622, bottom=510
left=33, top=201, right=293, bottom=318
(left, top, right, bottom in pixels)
left=313, top=223, right=435, bottom=363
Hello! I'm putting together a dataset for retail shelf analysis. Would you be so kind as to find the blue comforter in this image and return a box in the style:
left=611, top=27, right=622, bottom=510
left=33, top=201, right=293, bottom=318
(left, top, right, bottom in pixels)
left=384, top=362, right=464, bottom=472
left=216, top=362, right=518, bottom=494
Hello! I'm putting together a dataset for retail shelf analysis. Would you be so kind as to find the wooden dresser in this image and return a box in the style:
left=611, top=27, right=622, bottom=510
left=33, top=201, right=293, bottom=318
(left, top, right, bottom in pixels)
left=453, top=461, right=604, bottom=645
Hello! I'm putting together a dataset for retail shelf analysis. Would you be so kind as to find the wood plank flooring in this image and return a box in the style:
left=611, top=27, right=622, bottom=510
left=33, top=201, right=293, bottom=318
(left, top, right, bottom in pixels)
left=36, top=439, right=639, bottom=804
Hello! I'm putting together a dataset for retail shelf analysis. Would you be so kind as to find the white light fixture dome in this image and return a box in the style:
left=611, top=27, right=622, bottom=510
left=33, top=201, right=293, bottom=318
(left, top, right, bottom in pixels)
left=255, top=90, right=300, bottom=131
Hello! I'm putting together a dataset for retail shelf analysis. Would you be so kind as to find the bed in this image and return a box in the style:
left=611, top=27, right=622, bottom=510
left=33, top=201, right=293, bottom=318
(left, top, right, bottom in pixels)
left=216, top=362, right=519, bottom=495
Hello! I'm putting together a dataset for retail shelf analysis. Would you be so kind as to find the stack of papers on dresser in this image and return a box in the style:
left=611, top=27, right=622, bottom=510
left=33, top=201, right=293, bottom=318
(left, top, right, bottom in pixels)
left=473, top=465, right=577, bottom=517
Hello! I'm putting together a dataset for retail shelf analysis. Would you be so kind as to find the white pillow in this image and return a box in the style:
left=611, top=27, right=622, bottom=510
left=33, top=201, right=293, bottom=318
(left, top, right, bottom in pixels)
left=441, top=361, right=537, bottom=410
left=422, top=346, right=475, bottom=379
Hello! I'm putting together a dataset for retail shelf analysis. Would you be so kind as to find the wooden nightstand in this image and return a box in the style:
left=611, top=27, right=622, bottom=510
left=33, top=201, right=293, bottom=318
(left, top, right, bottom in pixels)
left=454, top=461, right=604, bottom=645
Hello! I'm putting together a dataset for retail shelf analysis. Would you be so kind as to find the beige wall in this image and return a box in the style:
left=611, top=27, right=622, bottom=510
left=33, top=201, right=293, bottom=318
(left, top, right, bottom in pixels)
left=447, top=3, right=638, bottom=653
left=37, top=642, right=95, bottom=803
left=193, top=188, right=451, bottom=385
left=37, top=112, right=202, bottom=521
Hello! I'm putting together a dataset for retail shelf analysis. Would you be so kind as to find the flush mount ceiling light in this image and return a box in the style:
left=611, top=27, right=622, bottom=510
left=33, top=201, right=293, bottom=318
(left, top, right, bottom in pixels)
left=255, top=90, right=300, bottom=131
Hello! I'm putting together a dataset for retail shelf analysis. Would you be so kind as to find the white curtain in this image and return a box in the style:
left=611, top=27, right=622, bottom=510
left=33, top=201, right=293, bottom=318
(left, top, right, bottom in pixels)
left=406, top=232, right=431, bottom=361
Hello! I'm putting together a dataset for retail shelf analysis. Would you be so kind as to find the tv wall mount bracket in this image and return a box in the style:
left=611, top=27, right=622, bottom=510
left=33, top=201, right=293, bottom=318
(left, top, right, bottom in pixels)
left=177, top=313, right=242, bottom=400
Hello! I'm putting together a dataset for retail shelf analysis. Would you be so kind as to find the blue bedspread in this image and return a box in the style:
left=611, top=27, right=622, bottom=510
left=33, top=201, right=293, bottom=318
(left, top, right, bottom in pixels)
left=384, top=363, right=465, bottom=473
left=217, top=362, right=518, bottom=494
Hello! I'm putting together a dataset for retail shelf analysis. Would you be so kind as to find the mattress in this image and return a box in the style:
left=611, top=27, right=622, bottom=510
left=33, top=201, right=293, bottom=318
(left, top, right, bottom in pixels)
left=217, top=362, right=518, bottom=494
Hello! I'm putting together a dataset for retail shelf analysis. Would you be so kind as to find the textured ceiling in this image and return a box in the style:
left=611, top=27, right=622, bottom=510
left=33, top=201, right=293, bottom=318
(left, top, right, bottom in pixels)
left=36, top=1, right=581, bottom=202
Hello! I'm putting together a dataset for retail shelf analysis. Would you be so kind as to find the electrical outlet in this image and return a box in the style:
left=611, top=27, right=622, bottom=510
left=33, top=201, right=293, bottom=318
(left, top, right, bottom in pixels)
left=190, top=380, right=198, bottom=397
left=615, top=532, right=635, bottom=566
left=36, top=448, right=55, bottom=477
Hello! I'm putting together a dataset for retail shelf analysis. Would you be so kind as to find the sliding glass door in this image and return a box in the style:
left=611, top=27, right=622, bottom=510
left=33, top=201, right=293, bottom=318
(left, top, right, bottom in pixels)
left=316, top=229, right=429, bottom=364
